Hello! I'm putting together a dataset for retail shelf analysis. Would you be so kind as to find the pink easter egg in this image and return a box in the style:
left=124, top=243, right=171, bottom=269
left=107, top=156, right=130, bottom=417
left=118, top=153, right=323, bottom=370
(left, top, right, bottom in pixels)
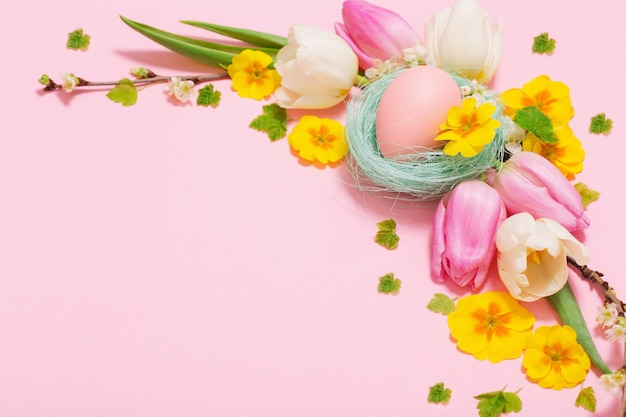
left=375, top=66, right=462, bottom=158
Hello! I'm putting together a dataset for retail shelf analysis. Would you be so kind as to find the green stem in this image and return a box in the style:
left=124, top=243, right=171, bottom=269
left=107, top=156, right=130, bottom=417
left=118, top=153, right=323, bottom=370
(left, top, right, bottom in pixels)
left=546, top=281, right=612, bottom=374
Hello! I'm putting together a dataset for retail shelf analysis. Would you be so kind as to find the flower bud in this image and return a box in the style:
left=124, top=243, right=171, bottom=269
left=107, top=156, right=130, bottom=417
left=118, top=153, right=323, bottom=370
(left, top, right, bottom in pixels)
left=489, top=151, right=589, bottom=232
left=334, top=0, right=422, bottom=70
left=496, top=213, right=589, bottom=302
left=432, top=180, right=506, bottom=289
left=274, top=25, right=359, bottom=109
left=424, top=0, right=503, bottom=84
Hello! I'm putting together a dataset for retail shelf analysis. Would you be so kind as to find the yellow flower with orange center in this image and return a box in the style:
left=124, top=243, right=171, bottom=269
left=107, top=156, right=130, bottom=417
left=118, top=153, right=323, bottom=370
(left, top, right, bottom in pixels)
left=288, top=115, right=349, bottom=164
left=434, top=97, right=501, bottom=158
left=227, top=49, right=281, bottom=100
left=522, top=126, right=585, bottom=179
left=501, top=75, right=574, bottom=128
left=522, top=325, right=590, bottom=390
left=447, top=291, right=535, bottom=363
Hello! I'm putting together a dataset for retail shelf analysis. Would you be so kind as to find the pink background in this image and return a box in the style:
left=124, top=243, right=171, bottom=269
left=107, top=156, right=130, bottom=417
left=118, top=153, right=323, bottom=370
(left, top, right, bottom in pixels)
left=2, top=0, right=626, bottom=416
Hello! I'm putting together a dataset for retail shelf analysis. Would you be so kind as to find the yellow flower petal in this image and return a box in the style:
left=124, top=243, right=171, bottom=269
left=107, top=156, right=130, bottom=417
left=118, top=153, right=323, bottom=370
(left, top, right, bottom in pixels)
left=447, top=292, right=534, bottom=363
left=287, top=115, right=348, bottom=164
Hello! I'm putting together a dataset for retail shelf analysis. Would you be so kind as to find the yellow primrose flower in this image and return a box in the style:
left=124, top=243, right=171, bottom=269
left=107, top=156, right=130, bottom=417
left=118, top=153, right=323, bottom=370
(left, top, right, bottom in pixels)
left=501, top=75, right=574, bottom=128
left=522, top=325, right=590, bottom=390
left=522, top=126, right=585, bottom=179
left=434, top=97, right=501, bottom=158
left=447, top=291, right=535, bottom=363
left=227, top=49, right=282, bottom=100
left=288, top=115, right=348, bottom=164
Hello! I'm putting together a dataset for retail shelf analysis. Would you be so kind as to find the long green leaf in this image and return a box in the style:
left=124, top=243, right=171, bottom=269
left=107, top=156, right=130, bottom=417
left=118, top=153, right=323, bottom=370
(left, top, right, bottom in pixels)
left=547, top=282, right=612, bottom=374
left=181, top=21, right=287, bottom=49
left=120, top=16, right=280, bottom=68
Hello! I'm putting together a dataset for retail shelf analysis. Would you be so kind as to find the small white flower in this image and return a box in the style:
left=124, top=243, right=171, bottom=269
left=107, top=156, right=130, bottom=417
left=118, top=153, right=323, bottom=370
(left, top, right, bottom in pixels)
left=502, top=116, right=525, bottom=155
left=60, top=72, right=79, bottom=92
left=599, top=371, right=626, bottom=395
left=402, top=44, right=427, bottom=65
left=167, top=76, right=195, bottom=103
left=364, top=57, right=405, bottom=80
left=605, top=323, right=626, bottom=343
left=459, top=85, right=472, bottom=96
left=596, top=303, right=619, bottom=327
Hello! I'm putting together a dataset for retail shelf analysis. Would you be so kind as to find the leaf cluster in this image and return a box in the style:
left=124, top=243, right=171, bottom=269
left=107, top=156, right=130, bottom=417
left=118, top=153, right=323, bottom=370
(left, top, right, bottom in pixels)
left=475, top=389, right=522, bottom=417
left=427, top=293, right=456, bottom=315
left=378, top=273, right=401, bottom=295
left=374, top=219, right=399, bottom=250
left=575, top=386, right=597, bottom=412
left=574, top=182, right=600, bottom=209
left=249, top=104, right=287, bottom=141
left=67, top=28, right=91, bottom=51
left=197, top=84, right=221, bottom=108
left=532, top=32, right=556, bottom=55
left=428, top=382, right=452, bottom=405
left=106, top=79, right=138, bottom=106
left=589, top=113, right=613, bottom=135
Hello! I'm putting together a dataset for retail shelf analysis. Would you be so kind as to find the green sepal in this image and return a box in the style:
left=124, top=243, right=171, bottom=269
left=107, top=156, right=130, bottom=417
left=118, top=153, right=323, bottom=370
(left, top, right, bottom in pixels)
left=546, top=282, right=612, bottom=374
left=120, top=16, right=280, bottom=68
left=181, top=20, right=287, bottom=49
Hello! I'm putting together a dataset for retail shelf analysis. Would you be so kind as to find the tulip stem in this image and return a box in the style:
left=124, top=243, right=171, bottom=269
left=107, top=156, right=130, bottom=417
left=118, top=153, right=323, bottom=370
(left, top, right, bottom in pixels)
left=41, top=71, right=229, bottom=91
left=567, top=256, right=626, bottom=417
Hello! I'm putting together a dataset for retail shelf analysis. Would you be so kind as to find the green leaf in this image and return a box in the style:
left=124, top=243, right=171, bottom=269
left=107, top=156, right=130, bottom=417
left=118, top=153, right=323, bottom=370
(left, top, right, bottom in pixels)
left=532, top=32, right=556, bottom=55
left=374, top=218, right=399, bottom=250
left=589, top=113, right=613, bottom=135
left=574, top=182, right=600, bottom=209
left=428, top=382, right=452, bottom=405
left=378, top=273, right=401, bottom=295
left=181, top=20, right=287, bottom=49
left=501, top=393, right=523, bottom=414
left=546, top=282, right=612, bottom=374
left=67, top=28, right=91, bottom=51
left=475, top=390, right=522, bottom=417
left=514, top=106, right=558, bottom=144
left=120, top=16, right=281, bottom=69
left=575, top=386, right=597, bottom=412
left=197, top=84, right=221, bottom=108
left=427, top=293, right=456, bottom=315
left=249, top=104, right=287, bottom=141
left=106, top=78, right=138, bottom=106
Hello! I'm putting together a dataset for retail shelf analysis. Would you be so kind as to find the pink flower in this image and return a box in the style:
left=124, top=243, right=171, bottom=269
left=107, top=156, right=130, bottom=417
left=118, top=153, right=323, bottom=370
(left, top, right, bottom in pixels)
left=489, top=151, right=589, bottom=232
left=334, top=0, right=422, bottom=70
left=432, top=180, right=506, bottom=289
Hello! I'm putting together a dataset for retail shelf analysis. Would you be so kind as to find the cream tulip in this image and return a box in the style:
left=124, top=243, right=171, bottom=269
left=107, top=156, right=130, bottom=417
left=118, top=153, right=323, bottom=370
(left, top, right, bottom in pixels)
left=274, top=25, right=359, bottom=109
left=496, top=213, right=589, bottom=302
left=424, top=0, right=503, bottom=84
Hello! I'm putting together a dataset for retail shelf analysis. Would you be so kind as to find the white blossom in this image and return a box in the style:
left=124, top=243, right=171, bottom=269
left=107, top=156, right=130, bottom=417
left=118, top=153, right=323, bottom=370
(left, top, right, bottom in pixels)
left=605, top=322, right=626, bottom=343
left=599, top=371, right=626, bottom=395
left=167, top=77, right=195, bottom=103
left=60, top=73, right=79, bottom=93
left=596, top=303, right=619, bottom=327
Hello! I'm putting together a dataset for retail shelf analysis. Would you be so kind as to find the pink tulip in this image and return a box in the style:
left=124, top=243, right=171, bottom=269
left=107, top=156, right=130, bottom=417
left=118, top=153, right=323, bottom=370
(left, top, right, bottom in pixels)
left=432, top=180, right=506, bottom=289
left=334, top=0, right=422, bottom=70
left=489, top=151, right=589, bottom=232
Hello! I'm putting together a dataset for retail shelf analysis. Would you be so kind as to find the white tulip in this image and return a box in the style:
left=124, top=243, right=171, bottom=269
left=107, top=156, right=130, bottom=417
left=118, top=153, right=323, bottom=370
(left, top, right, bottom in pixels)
left=274, top=25, right=359, bottom=109
left=496, top=213, right=589, bottom=302
left=424, top=0, right=503, bottom=84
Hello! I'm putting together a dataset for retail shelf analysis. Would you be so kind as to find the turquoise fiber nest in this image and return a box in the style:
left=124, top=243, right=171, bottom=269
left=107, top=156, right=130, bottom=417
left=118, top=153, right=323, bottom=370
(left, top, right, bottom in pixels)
left=345, top=68, right=506, bottom=202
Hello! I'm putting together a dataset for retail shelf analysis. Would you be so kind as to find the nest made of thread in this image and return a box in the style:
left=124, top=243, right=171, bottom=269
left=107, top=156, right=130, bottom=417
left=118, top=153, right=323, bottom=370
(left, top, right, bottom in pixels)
left=345, top=68, right=507, bottom=202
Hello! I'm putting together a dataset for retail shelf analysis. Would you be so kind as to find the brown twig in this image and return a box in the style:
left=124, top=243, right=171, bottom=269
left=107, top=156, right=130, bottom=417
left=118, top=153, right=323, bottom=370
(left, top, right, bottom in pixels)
left=42, top=72, right=230, bottom=91
left=567, top=256, right=626, bottom=417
